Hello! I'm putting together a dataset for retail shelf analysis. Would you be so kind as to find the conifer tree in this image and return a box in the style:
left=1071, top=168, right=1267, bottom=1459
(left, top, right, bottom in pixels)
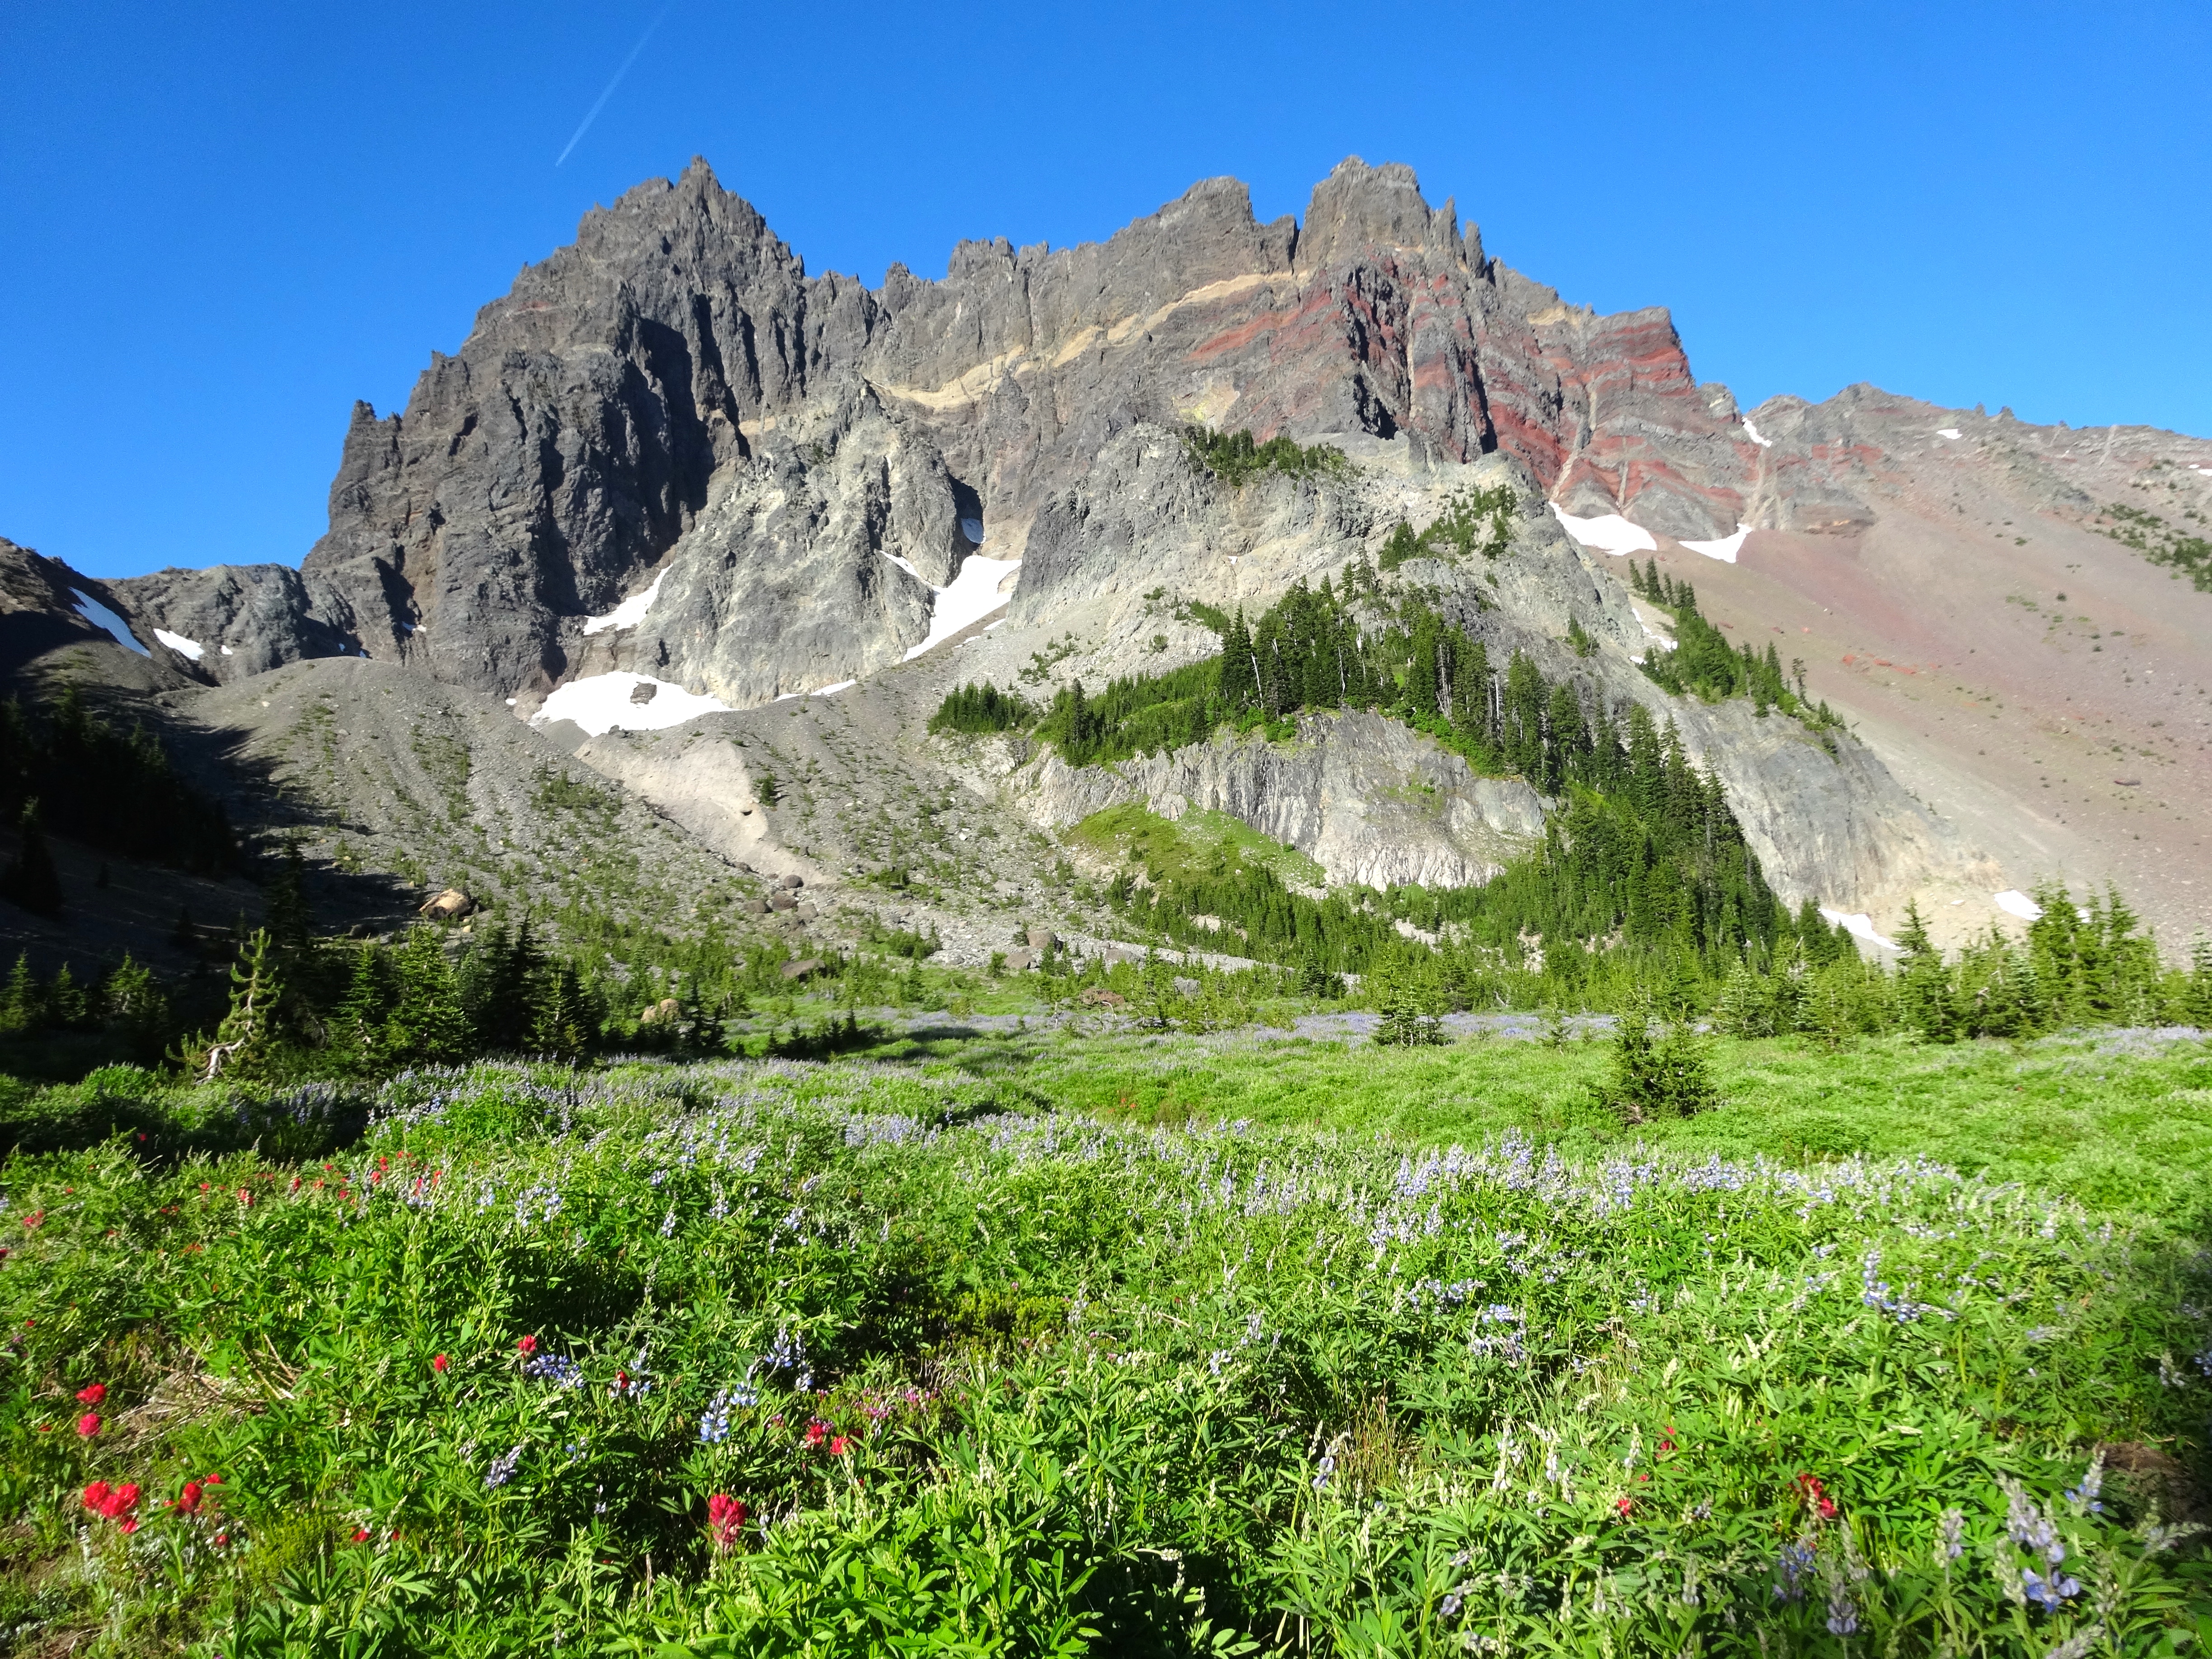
left=386, top=925, right=472, bottom=1065
left=531, top=958, right=592, bottom=1058
left=265, top=837, right=312, bottom=966
left=2187, top=936, right=2212, bottom=1029
left=100, top=952, right=171, bottom=1066
left=330, top=944, right=390, bottom=1074
left=1593, top=999, right=1718, bottom=1122
left=46, top=964, right=88, bottom=1028
left=187, top=928, right=285, bottom=1082
left=0, top=801, right=63, bottom=918
left=1893, top=901, right=1957, bottom=1043
left=0, top=953, right=42, bottom=1035
left=1714, top=957, right=1776, bottom=1036
left=1219, top=610, right=1258, bottom=710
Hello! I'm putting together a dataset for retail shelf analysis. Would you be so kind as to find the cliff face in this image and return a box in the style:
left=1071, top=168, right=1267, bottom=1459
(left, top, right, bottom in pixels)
left=1014, top=709, right=1550, bottom=892
left=278, top=157, right=1771, bottom=702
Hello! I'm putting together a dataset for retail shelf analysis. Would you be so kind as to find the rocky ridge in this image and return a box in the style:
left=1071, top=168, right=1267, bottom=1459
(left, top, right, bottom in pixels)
left=12, top=158, right=2212, bottom=950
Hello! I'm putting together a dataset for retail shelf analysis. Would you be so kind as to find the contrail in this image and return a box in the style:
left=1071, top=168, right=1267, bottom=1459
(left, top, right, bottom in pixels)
left=555, top=6, right=672, bottom=167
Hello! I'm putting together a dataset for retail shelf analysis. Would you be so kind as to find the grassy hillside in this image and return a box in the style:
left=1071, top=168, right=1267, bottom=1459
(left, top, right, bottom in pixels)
left=2, top=1025, right=2208, bottom=1654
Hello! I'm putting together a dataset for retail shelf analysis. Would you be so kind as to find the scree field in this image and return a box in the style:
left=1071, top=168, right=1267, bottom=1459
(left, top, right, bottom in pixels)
left=2, top=1023, right=2210, bottom=1656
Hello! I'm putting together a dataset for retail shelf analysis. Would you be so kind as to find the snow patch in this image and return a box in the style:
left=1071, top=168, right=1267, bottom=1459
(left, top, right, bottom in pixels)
left=220, top=645, right=234, bottom=656
left=581, top=571, right=665, bottom=636
left=1936, top=428, right=1963, bottom=441
left=531, top=672, right=731, bottom=736
left=815, top=679, right=857, bottom=696
left=902, top=554, right=1022, bottom=661
left=1548, top=505, right=1656, bottom=556
left=1819, top=907, right=1901, bottom=951
left=69, top=590, right=149, bottom=656
left=1993, top=889, right=2043, bottom=921
left=1741, top=418, right=1774, bottom=448
left=152, top=628, right=205, bottom=661
left=1679, top=525, right=1750, bottom=563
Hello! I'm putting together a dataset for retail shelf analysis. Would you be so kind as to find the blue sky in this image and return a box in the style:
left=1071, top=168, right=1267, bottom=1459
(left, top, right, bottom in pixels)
left=3, top=1, right=2207, bottom=580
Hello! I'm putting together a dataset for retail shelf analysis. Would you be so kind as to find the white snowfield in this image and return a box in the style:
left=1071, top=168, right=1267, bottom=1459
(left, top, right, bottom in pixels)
left=70, top=589, right=149, bottom=656
left=532, top=673, right=732, bottom=736
left=900, top=553, right=1023, bottom=661
left=1936, top=428, right=1963, bottom=441
left=1992, top=889, right=2044, bottom=922
left=1741, top=418, right=1774, bottom=448
left=1547, top=505, right=1656, bottom=556
left=1819, top=907, right=1901, bottom=951
left=581, top=571, right=665, bottom=636
left=1679, top=525, right=1750, bottom=563
left=152, top=628, right=205, bottom=661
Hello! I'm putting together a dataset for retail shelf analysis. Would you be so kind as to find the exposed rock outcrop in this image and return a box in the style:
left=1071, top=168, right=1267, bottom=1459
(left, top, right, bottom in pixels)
left=108, top=564, right=360, bottom=682
left=1015, top=709, right=1548, bottom=890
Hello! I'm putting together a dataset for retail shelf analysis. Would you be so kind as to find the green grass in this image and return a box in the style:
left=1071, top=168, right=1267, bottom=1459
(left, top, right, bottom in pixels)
left=1069, top=804, right=1327, bottom=893
left=2, top=1028, right=2208, bottom=1654
left=923, top=1027, right=2212, bottom=1229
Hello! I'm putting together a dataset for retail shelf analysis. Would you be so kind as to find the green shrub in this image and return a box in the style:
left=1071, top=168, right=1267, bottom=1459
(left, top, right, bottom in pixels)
left=1181, top=425, right=1350, bottom=488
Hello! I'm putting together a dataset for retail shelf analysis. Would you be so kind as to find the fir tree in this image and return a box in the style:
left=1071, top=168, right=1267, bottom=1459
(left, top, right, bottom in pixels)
left=100, top=952, right=171, bottom=1066
left=531, top=959, right=592, bottom=1058
left=46, top=964, right=89, bottom=1028
left=1219, top=610, right=1259, bottom=710
left=386, top=925, right=472, bottom=1065
left=330, top=944, right=391, bottom=1074
left=0, top=953, right=43, bottom=1035
left=0, top=801, right=63, bottom=918
left=1370, top=956, right=1445, bottom=1045
left=2187, top=936, right=2212, bottom=1030
left=187, top=929, right=285, bottom=1082
left=1893, top=901, right=1957, bottom=1043
left=1713, top=957, right=1771, bottom=1037
left=265, top=836, right=312, bottom=966
left=1593, top=1001, right=1718, bottom=1123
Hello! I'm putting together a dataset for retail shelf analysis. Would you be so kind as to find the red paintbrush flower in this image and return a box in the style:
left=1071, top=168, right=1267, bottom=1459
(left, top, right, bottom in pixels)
left=706, top=1493, right=749, bottom=1549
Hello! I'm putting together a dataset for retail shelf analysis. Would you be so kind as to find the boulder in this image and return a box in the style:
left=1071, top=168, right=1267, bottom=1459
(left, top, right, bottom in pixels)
left=780, top=957, right=825, bottom=981
left=769, top=894, right=797, bottom=912
left=637, top=996, right=680, bottom=1025
left=1003, top=948, right=1036, bottom=971
left=1026, top=928, right=1058, bottom=951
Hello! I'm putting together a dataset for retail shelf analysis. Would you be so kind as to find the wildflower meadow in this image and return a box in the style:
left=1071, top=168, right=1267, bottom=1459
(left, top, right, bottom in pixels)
left=0, top=1031, right=2208, bottom=1654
